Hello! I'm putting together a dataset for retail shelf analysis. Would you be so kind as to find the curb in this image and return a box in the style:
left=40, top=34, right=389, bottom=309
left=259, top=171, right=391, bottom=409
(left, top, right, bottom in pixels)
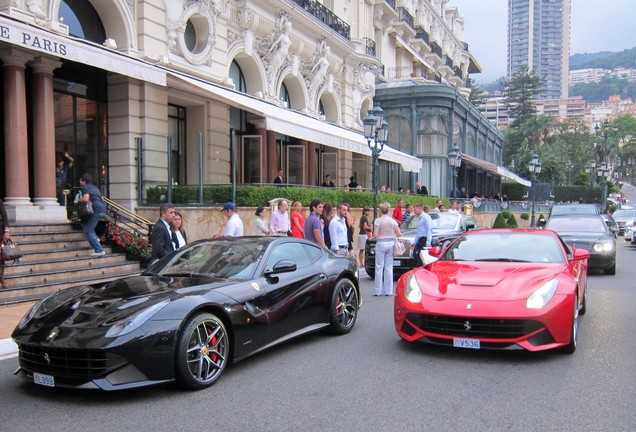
left=0, top=338, right=18, bottom=360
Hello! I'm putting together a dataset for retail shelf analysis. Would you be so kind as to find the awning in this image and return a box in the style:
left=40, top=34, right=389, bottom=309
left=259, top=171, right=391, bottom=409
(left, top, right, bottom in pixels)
left=462, top=154, right=531, bottom=187
left=0, top=15, right=166, bottom=86
left=168, top=73, right=422, bottom=172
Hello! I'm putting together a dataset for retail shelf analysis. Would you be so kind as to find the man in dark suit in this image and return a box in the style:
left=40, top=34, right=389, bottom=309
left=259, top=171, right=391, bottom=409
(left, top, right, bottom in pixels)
left=321, top=174, right=335, bottom=187
left=273, top=169, right=284, bottom=185
left=151, top=203, right=176, bottom=262
left=416, top=181, right=429, bottom=196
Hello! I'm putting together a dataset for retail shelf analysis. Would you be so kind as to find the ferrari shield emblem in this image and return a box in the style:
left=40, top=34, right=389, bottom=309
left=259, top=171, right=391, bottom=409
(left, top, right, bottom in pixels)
left=251, top=282, right=260, bottom=292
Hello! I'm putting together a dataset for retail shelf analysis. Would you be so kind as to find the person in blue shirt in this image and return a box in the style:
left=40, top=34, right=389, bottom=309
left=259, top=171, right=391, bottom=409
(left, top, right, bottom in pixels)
left=78, top=173, right=107, bottom=256
left=411, top=204, right=432, bottom=267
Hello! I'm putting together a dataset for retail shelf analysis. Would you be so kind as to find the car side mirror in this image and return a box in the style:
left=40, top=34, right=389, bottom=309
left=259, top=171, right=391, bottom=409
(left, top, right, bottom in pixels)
left=570, top=248, right=590, bottom=261
left=428, top=246, right=442, bottom=257
left=265, top=260, right=297, bottom=276
left=465, top=222, right=475, bottom=230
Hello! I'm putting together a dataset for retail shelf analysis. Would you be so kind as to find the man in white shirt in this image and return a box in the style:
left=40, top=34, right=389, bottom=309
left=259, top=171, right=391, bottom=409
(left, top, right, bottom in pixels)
left=270, top=199, right=291, bottom=236
left=329, top=202, right=350, bottom=255
left=448, top=201, right=461, bottom=213
left=221, top=202, right=244, bottom=236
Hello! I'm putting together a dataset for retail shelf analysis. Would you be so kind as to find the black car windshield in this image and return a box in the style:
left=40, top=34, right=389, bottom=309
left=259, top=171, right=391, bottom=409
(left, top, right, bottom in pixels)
left=550, top=204, right=598, bottom=216
left=440, top=232, right=565, bottom=264
left=546, top=217, right=606, bottom=234
left=612, top=209, right=636, bottom=219
left=158, top=240, right=267, bottom=279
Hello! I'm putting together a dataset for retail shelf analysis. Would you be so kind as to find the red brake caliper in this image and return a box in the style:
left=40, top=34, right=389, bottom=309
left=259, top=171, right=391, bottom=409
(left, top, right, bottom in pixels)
left=207, top=327, right=218, bottom=362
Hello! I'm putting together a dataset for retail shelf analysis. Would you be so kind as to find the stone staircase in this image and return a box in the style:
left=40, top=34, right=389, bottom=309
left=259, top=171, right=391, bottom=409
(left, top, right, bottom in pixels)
left=0, top=223, right=142, bottom=305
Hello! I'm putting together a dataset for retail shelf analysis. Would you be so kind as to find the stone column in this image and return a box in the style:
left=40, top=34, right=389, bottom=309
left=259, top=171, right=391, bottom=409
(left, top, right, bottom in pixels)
left=1, top=48, right=33, bottom=211
left=31, top=56, right=63, bottom=211
left=266, top=129, right=278, bottom=183
left=307, top=141, right=316, bottom=186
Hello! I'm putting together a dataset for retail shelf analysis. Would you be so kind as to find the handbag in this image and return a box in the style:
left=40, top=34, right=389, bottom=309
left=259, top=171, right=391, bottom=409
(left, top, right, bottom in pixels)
left=393, top=239, right=406, bottom=256
left=1, top=239, right=24, bottom=262
left=77, top=200, right=94, bottom=219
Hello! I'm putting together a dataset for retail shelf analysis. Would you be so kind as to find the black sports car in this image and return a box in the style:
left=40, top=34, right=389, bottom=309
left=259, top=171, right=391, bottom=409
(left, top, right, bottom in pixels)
left=365, top=212, right=475, bottom=279
left=12, top=237, right=360, bottom=391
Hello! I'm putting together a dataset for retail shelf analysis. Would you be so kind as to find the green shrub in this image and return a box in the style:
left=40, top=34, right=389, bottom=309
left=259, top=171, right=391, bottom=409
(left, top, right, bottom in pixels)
left=493, top=211, right=518, bottom=228
left=492, top=213, right=508, bottom=228
left=520, top=213, right=530, bottom=221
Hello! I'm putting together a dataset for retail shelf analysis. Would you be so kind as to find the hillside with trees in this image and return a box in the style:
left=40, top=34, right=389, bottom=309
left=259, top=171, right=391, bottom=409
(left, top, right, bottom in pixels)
left=570, top=47, right=636, bottom=70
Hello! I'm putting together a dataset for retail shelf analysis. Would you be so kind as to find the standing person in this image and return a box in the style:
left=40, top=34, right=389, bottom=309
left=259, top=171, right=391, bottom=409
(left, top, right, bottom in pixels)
left=55, top=151, right=74, bottom=205
left=410, top=204, right=432, bottom=267
left=345, top=207, right=355, bottom=255
left=0, top=199, right=11, bottom=289
left=252, top=206, right=271, bottom=236
left=151, top=203, right=176, bottom=262
left=392, top=199, right=404, bottom=224
left=329, top=202, right=350, bottom=256
left=304, top=198, right=327, bottom=249
left=347, top=176, right=358, bottom=189
left=320, top=202, right=334, bottom=249
left=448, top=201, right=461, bottom=213
left=78, top=173, right=107, bottom=257
left=357, top=207, right=372, bottom=267
left=170, top=210, right=188, bottom=250
left=321, top=175, right=335, bottom=187
left=402, top=204, right=413, bottom=223
left=273, top=169, right=284, bottom=184
left=290, top=201, right=305, bottom=238
left=270, top=199, right=291, bottom=236
left=221, top=202, right=244, bottom=236
left=373, top=202, right=401, bottom=296
left=416, top=181, right=429, bottom=196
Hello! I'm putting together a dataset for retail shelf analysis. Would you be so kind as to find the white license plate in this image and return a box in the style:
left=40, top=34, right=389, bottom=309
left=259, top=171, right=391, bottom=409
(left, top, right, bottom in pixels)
left=33, top=372, right=55, bottom=387
left=393, top=260, right=401, bottom=266
left=453, top=338, right=480, bottom=349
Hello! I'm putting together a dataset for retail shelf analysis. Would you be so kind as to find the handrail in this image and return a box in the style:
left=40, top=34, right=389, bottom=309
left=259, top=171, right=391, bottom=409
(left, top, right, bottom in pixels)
left=103, top=197, right=153, bottom=227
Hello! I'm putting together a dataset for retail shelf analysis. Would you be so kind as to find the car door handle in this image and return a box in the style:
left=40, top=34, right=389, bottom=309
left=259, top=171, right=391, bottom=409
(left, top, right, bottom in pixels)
left=319, top=273, right=326, bottom=279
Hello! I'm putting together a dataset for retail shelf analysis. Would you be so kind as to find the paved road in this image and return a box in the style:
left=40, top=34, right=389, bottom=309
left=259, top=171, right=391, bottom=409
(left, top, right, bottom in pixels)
left=2, top=196, right=636, bottom=431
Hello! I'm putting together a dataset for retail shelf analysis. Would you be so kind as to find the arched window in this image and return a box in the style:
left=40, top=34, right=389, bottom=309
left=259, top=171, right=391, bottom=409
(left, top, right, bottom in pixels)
left=280, top=83, right=291, bottom=108
left=59, top=0, right=106, bottom=44
left=229, top=61, right=247, bottom=93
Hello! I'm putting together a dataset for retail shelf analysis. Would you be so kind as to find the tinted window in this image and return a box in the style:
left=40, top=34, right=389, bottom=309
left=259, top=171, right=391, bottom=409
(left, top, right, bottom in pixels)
left=546, top=217, right=606, bottom=234
left=612, top=210, right=636, bottom=218
left=265, top=242, right=311, bottom=270
left=550, top=205, right=599, bottom=216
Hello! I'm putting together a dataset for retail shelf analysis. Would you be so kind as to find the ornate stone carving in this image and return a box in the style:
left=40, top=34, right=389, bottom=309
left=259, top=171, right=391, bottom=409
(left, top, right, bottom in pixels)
left=304, top=38, right=330, bottom=105
left=258, top=12, right=292, bottom=95
left=351, top=63, right=377, bottom=127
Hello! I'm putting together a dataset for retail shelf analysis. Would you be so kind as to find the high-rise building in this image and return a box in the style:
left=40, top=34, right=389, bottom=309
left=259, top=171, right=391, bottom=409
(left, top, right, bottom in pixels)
left=508, top=0, right=570, bottom=99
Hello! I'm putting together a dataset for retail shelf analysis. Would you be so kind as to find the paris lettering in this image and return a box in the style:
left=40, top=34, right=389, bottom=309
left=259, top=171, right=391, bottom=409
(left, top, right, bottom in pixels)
left=21, top=32, right=67, bottom=55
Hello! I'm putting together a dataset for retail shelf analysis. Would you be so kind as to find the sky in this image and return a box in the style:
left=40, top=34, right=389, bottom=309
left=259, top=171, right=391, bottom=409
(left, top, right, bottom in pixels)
left=450, top=0, right=636, bottom=83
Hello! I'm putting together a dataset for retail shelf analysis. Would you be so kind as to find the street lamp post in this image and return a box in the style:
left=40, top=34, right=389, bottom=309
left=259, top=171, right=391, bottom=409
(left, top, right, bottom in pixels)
left=363, top=104, right=388, bottom=223
left=594, top=119, right=619, bottom=205
left=528, top=153, right=542, bottom=227
left=448, top=143, right=462, bottom=198
left=565, top=160, right=573, bottom=185
left=597, top=161, right=609, bottom=209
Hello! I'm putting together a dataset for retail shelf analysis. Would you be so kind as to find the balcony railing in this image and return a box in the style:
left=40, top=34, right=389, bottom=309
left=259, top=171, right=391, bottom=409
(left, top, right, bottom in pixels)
left=444, top=56, right=454, bottom=70
left=363, top=37, right=376, bottom=56
left=430, top=41, right=443, bottom=58
left=415, top=26, right=430, bottom=44
left=385, top=0, right=396, bottom=10
left=291, top=0, right=351, bottom=40
left=453, top=67, right=463, bottom=80
left=386, top=65, right=430, bottom=80
left=396, top=7, right=414, bottom=29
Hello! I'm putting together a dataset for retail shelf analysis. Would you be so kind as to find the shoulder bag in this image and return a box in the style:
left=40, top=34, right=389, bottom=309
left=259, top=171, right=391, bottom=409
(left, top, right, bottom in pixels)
left=393, top=239, right=406, bottom=256
left=1, top=239, right=24, bottom=262
left=77, top=200, right=94, bottom=219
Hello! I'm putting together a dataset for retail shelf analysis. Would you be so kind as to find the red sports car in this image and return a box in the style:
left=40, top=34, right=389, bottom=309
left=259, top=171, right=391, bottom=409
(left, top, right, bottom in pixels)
left=394, top=229, right=590, bottom=353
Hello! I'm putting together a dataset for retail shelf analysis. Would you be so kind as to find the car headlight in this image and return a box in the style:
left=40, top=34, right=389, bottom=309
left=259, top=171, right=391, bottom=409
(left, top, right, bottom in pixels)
left=404, top=274, right=422, bottom=303
left=526, top=279, right=559, bottom=309
left=105, top=299, right=170, bottom=338
left=593, top=241, right=613, bottom=252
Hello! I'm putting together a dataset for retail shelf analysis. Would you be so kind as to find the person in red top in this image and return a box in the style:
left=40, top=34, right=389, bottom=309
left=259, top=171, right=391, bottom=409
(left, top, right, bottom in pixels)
left=392, top=199, right=404, bottom=224
left=290, top=201, right=305, bottom=238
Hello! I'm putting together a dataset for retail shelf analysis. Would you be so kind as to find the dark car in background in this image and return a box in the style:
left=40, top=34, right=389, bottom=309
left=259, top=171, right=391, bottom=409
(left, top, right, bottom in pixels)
left=549, top=203, right=600, bottom=218
left=365, top=212, right=475, bottom=279
left=545, top=215, right=617, bottom=275
left=610, top=208, right=636, bottom=236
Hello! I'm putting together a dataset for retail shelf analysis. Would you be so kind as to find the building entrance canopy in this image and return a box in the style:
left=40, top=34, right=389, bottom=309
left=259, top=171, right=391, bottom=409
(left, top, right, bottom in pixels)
left=462, top=154, right=531, bottom=187
left=169, top=73, right=422, bottom=172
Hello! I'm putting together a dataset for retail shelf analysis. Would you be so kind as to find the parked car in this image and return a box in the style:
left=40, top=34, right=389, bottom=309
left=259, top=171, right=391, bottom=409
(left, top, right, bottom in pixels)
left=548, top=203, right=600, bottom=218
left=610, top=208, right=636, bottom=236
left=545, top=215, right=617, bottom=275
left=364, top=212, right=476, bottom=279
left=12, top=237, right=360, bottom=391
left=394, top=229, right=589, bottom=353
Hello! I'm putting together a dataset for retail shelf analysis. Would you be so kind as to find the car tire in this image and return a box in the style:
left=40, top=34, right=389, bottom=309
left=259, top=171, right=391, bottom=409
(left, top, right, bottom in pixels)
left=579, top=287, right=587, bottom=316
left=328, top=278, right=359, bottom=335
left=604, top=260, right=616, bottom=275
left=365, top=267, right=375, bottom=279
left=175, top=312, right=229, bottom=390
left=561, top=295, right=578, bottom=354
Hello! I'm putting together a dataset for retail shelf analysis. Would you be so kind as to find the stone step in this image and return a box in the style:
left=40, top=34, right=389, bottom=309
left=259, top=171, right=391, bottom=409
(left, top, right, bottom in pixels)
left=10, top=230, right=86, bottom=243
left=8, top=223, right=78, bottom=234
left=9, top=246, right=96, bottom=263
left=11, top=238, right=91, bottom=253
left=5, top=253, right=126, bottom=276
left=3, top=260, right=141, bottom=287
left=0, top=270, right=143, bottom=304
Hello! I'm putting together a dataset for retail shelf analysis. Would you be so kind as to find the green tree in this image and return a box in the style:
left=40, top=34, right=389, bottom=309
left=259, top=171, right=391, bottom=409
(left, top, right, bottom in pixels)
left=504, top=65, right=545, bottom=128
left=467, top=77, right=487, bottom=106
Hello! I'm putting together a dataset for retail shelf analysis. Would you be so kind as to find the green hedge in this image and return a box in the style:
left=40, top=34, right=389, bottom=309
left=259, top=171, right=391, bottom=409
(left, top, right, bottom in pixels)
left=145, top=185, right=445, bottom=208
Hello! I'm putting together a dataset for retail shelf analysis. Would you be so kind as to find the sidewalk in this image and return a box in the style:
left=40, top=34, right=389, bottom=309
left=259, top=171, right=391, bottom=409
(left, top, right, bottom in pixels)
left=0, top=302, right=35, bottom=360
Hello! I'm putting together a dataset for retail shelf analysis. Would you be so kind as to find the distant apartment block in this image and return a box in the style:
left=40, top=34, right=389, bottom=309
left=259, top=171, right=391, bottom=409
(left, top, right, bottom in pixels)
left=569, top=67, right=636, bottom=86
left=479, top=92, right=511, bottom=130
left=508, top=0, right=570, bottom=100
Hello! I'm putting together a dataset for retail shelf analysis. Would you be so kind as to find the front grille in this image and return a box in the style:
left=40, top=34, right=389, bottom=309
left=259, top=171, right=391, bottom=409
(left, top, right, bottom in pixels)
left=18, top=344, right=127, bottom=379
left=405, top=313, right=543, bottom=339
